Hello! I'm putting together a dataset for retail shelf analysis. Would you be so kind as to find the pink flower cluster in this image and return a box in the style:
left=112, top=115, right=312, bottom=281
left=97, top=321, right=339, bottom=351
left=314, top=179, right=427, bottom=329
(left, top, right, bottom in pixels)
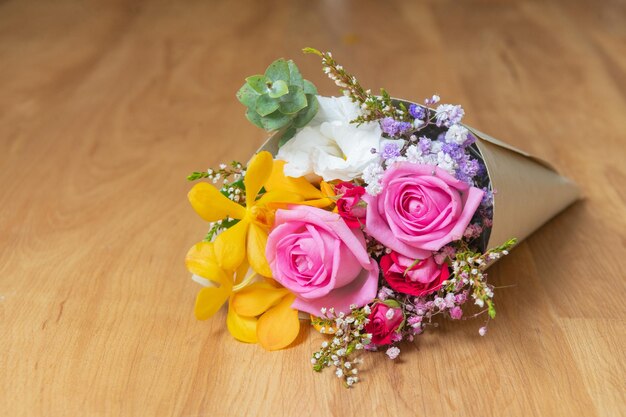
left=265, top=163, right=484, bottom=325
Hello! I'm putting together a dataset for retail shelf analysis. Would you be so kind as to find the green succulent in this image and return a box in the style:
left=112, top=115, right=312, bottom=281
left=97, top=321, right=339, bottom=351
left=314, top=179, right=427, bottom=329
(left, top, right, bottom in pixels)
left=236, top=58, right=318, bottom=145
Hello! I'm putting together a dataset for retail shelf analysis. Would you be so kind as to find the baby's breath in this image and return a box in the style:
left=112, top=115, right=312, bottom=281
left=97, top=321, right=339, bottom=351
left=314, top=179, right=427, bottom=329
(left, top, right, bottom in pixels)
left=311, top=306, right=370, bottom=388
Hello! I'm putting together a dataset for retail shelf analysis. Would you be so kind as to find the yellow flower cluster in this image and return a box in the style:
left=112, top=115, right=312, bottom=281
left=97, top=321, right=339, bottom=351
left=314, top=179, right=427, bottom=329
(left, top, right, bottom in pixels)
left=186, top=151, right=334, bottom=350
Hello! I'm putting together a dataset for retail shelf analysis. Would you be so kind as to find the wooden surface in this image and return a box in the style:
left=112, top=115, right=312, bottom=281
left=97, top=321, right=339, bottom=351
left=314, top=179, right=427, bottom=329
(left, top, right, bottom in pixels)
left=1, top=1, right=625, bottom=416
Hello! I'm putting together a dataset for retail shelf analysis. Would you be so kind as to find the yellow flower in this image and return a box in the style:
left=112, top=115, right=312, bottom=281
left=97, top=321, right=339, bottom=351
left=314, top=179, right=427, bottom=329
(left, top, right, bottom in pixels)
left=265, top=159, right=336, bottom=208
left=188, top=152, right=337, bottom=277
left=186, top=241, right=300, bottom=351
left=188, top=151, right=300, bottom=276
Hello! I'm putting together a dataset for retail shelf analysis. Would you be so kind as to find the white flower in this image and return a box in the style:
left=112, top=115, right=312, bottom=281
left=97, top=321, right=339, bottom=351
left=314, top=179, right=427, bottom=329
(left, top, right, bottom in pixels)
left=444, top=124, right=469, bottom=145
left=386, top=346, right=400, bottom=360
left=276, top=96, right=383, bottom=181
left=436, top=151, right=457, bottom=174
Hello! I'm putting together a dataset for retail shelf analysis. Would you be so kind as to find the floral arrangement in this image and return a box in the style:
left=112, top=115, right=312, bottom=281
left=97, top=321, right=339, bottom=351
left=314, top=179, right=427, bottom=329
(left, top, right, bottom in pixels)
left=185, top=48, right=519, bottom=387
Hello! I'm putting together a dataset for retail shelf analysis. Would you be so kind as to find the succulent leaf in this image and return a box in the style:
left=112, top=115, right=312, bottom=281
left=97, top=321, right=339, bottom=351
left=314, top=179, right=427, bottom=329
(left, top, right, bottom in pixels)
left=255, top=94, right=280, bottom=116
left=278, top=85, right=307, bottom=115
left=236, top=83, right=260, bottom=107
left=287, top=60, right=303, bottom=87
left=292, top=94, right=319, bottom=128
left=265, top=59, right=290, bottom=83
left=267, top=80, right=289, bottom=99
left=246, top=108, right=264, bottom=128
left=302, top=79, right=317, bottom=95
left=246, top=75, right=270, bottom=94
left=260, top=110, right=293, bottom=131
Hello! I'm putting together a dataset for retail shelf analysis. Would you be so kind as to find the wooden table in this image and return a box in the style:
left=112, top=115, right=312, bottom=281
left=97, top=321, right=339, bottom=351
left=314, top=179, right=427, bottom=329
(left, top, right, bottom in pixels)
left=1, top=1, right=625, bottom=416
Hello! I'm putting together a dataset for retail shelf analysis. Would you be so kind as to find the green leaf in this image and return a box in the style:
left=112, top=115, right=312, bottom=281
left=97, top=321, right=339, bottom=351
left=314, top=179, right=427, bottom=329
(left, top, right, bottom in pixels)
left=267, top=80, right=289, bottom=98
left=278, top=126, right=297, bottom=147
left=236, top=83, right=260, bottom=107
left=292, top=94, right=318, bottom=128
left=287, top=60, right=303, bottom=87
left=255, top=94, right=280, bottom=116
left=260, top=110, right=293, bottom=131
left=278, top=85, right=307, bottom=114
left=245, top=108, right=264, bottom=128
left=246, top=75, right=270, bottom=94
left=382, top=299, right=401, bottom=308
left=302, top=79, right=317, bottom=95
left=302, top=47, right=323, bottom=57
left=265, top=59, right=290, bottom=82
left=488, top=301, right=496, bottom=319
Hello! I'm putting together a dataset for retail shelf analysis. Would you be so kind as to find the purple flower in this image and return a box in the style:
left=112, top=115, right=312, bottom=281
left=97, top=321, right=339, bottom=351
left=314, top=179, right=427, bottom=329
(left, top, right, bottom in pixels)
left=409, top=104, right=427, bottom=120
left=380, top=117, right=411, bottom=137
left=417, top=136, right=432, bottom=154
left=442, top=143, right=465, bottom=162
left=380, top=142, right=402, bottom=159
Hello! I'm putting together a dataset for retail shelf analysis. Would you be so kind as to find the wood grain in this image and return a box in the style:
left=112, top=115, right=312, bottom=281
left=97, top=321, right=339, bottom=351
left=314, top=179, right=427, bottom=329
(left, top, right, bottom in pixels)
left=1, top=1, right=625, bottom=416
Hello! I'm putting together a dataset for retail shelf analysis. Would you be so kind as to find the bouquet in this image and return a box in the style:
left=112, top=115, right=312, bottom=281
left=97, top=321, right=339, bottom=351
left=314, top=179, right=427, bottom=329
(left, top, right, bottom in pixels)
left=185, top=48, right=579, bottom=387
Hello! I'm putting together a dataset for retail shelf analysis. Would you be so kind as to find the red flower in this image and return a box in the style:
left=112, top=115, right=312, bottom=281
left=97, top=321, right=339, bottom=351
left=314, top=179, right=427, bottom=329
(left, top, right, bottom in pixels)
left=335, top=181, right=366, bottom=228
left=364, top=302, right=403, bottom=345
left=380, top=251, right=450, bottom=297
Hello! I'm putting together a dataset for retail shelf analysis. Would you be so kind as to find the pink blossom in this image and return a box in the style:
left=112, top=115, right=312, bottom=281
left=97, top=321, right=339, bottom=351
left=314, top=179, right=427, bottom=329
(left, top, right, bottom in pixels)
left=364, top=163, right=484, bottom=258
left=266, top=206, right=379, bottom=315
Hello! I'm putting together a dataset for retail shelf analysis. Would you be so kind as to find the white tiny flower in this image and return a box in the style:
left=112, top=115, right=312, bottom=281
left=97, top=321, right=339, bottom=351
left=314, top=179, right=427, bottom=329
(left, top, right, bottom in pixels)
left=436, top=151, right=457, bottom=175
left=475, top=298, right=485, bottom=308
left=335, top=368, right=344, bottom=378
left=386, top=346, right=401, bottom=360
left=365, top=181, right=383, bottom=196
left=385, top=309, right=395, bottom=320
left=444, top=124, right=469, bottom=145
left=479, top=326, right=488, bottom=336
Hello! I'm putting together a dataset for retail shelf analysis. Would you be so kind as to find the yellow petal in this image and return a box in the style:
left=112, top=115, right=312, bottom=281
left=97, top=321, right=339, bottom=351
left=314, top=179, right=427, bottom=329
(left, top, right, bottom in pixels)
left=194, top=286, right=230, bottom=320
left=266, top=160, right=323, bottom=200
left=320, top=181, right=336, bottom=198
left=247, top=222, right=273, bottom=277
left=234, top=260, right=251, bottom=287
left=214, top=218, right=249, bottom=271
left=188, top=182, right=247, bottom=222
left=298, top=197, right=334, bottom=209
left=244, top=151, right=274, bottom=207
left=227, top=302, right=258, bottom=343
left=185, top=242, right=231, bottom=286
left=257, top=294, right=300, bottom=351
left=257, top=189, right=303, bottom=205
left=231, top=282, right=289, bottom=317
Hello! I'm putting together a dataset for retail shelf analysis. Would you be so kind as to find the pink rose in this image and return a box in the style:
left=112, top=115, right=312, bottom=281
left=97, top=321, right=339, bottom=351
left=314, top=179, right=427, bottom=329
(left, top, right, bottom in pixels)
left=266, top=205, right=379, bottom=315
left=364, top=163, right=484, bottom=258
left=335, top=181, right=366, bottom=228
left=380, top=252, right=450, bottom=296
left=364, top=303, right=403, bottom=345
